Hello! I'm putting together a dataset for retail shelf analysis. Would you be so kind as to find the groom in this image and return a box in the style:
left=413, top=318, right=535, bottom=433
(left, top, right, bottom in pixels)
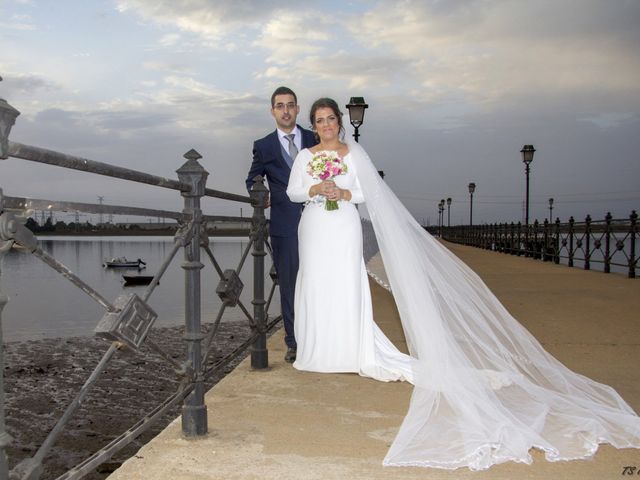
left=246, top=86, right=317, bottom=363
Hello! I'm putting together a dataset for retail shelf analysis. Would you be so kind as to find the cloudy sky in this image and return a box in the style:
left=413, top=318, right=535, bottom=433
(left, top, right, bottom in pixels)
left=1, top=0, right=639, bottom=225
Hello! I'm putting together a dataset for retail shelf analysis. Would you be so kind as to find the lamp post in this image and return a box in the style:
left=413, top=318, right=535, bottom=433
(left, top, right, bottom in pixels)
left=468, top=182, right=476, bottom=227
left=345, top=97, right=369, bottom=143
left=548, top=197, right=554, bottom=223
left=446, top=197, right=452, bottom=227
left=438, top=200, right=445, bottom=237
left=520, top=145, right=535, bottom=225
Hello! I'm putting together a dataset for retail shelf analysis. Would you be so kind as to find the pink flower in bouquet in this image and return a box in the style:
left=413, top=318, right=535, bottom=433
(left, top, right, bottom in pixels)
left=307, top=150, right=349, bottom=211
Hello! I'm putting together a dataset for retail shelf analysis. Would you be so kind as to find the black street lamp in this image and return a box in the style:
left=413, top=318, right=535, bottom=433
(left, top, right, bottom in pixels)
left=438, top=200, right=444, bottom=236
left=345, top=97, right=369, bottom=143
left=520, top=145, right=536, bottom=225
left=468, top=183, right=476, bottom=226
left=548, top=197, right=554, bottom=223
left=446, top=197, right=452, bottom=227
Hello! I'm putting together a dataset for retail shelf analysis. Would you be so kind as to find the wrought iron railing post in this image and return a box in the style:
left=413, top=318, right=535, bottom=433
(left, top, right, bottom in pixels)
left=585, top=214, right=592, bottom=271
left=177, top=149, right=209, bottom=436
left=604, top=212, right=612, bottom=274
left=529, top=219, right=540, bottom=259
left=250, top=176, right=269, bottom=369
left=543, top=219, right=549, bottom=261
left=554, top=217, right=561, bottom=264
left=630, top=210, right=637, bottom=279
left=568, top=216, right=575, bottom=267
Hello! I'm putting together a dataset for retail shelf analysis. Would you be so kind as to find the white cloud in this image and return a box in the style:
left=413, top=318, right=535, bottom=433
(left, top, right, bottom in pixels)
left=253, top=10, right=331, bottom=64
left=580, top=112, right=636, bottom=130
left=0, top=20, right=35, bottom=30
left=296, top=51, right=407, bottom=89
left=352, top=0, right=640, bottom=107
left=0, top=71, right=56, bottom=97
left=143, top=61, right=194, bottom=75
left=115, top=0, right=285, bottom=45
left=159, top=33, right=181, bottom=46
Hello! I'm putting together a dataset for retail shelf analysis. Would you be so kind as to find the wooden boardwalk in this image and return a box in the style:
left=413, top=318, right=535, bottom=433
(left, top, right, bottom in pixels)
left=108, top=241, right=640, bottom=480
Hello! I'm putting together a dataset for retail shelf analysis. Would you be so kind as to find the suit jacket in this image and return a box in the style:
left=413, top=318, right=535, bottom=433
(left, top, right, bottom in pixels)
left=247, top=126, right=317, bottom=236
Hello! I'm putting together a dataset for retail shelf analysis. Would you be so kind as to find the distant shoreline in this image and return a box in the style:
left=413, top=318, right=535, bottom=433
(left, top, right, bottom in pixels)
left=33, top=229, right=251, bottom=237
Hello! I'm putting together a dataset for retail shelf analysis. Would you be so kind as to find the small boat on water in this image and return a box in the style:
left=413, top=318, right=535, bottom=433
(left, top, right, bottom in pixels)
left=122, top=275, right=155, bottom=286
left=103, top=257, right=146, bottom=268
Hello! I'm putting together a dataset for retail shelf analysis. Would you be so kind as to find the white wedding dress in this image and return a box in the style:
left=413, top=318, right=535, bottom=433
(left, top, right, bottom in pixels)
left=287, top=149, right=413, bottom=381
left=286, top=143, right=640, bottom=470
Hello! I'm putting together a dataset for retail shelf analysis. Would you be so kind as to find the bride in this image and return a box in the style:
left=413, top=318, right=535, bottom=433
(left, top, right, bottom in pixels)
left=286, top=97, right=640, bottom=470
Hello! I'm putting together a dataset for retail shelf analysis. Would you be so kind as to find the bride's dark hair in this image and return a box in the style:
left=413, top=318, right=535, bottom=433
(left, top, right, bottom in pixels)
left=309, top=97, right=345, bottom=140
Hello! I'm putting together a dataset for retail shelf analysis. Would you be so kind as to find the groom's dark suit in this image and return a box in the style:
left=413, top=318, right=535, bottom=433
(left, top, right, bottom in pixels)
left=246, top=126, right=317, bottom=349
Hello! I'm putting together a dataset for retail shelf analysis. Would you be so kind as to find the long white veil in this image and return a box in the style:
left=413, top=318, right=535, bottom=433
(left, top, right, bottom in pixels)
left=348, top=139, right=640, bottom=469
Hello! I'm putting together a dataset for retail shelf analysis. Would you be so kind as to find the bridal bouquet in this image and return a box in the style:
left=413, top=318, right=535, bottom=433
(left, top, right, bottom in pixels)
left=307, top=150, right=348, bottom=211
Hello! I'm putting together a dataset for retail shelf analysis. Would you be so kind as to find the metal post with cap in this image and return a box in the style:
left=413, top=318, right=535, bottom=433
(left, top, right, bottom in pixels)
left=176, top=149, right=209, bottom=436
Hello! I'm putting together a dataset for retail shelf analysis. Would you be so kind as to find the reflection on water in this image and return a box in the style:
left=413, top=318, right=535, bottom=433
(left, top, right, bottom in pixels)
left=0, top=236, right=276, bottom=341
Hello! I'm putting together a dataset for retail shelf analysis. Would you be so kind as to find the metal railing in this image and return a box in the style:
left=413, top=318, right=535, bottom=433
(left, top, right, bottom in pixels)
left=0, top=96, right=281, bottom=478
left=430, top=212, right=638, bottom=278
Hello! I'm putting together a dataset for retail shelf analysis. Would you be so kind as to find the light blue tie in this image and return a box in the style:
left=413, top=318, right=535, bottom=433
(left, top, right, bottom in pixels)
left=285, top=134, right=298, bottom=161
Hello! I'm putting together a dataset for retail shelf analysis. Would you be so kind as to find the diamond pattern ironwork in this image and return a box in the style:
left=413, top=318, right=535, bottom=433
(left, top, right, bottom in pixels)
left=95, top=293, right=157, bottom=349
left=216, top=269, right=243, bottom=306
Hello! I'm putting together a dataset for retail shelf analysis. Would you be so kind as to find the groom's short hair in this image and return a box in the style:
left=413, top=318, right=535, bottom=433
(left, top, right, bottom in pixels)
left=271, top=86, right=297, bottom=107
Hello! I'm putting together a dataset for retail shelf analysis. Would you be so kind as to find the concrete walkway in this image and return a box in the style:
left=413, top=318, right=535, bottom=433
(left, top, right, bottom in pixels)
left=109, top=242, right=640, bottom=480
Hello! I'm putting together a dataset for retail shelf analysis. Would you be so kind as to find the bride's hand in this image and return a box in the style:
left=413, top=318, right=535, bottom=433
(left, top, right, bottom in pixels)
left=311, top=180, right=336, bottom=197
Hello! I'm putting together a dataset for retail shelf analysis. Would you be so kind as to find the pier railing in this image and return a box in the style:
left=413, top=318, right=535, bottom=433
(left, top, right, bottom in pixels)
left=429, top=212, right=638, bottom=278
left=0, top=96, right=281, bottom=478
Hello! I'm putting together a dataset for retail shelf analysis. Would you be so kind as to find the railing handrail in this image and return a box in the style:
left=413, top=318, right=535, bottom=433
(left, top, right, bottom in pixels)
left=6, top=141, right=251, bottom=204
left=3, top=194, right=251, bottom=224
left=431, top=210, right=637, bottom=278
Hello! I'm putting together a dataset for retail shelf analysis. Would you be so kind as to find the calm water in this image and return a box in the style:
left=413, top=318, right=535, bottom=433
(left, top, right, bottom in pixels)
left=0, top=236, right=276, bottom=341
